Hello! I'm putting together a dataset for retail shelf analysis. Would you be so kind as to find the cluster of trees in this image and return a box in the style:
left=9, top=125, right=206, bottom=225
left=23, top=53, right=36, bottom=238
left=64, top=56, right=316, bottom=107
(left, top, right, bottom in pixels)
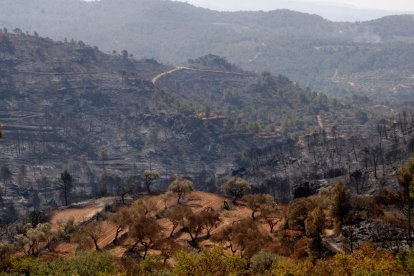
left=6, top=171, right=407, bottom=263
left=71, top=176, right=195, bottom=259
left=3, top=241, right=414, bottom=275
left=3, top=251, right=120, bottom=275
left=285, top=167, right=414, bottom=259
left=172, top=245, right=411, bottom=276
left=286, top=182, right=350, bottom=258
left=1, top=215, right=74, bottom=260
left=3, top=168, right=414, bottom=274
left=0, top=176, right=282, bottom=270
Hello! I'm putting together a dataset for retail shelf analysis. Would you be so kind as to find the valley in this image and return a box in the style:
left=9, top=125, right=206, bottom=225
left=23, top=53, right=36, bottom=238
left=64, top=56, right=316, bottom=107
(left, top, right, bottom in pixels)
left=1, top=1, right=414, bottom=274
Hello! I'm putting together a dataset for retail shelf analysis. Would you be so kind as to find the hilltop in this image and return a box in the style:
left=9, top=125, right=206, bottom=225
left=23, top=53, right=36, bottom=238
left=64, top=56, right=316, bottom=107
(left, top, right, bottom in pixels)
left=172, top=0, right=414, bottom=22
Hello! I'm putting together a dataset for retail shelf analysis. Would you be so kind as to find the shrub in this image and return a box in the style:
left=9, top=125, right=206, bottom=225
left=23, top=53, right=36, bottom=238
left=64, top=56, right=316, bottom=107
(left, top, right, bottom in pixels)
left=250, top=250, right=282, bottom=274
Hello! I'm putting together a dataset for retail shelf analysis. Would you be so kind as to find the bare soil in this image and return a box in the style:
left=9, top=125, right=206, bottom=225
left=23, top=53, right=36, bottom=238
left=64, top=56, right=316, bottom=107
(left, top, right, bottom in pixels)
left=46, top=192, right=287, bottom=260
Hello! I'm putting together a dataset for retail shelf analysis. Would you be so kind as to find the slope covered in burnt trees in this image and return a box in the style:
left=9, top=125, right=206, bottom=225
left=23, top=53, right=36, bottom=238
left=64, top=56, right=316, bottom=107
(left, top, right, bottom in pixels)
left=0, top=32, right=274, bottom=223
left=0, top=31, right=400, bottom=224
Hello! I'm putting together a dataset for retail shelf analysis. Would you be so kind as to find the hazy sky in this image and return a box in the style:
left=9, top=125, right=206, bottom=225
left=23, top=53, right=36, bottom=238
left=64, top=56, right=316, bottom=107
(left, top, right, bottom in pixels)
left=301, top=0, right=414, bottom=11
left=174, top=0, right=414, bottom=11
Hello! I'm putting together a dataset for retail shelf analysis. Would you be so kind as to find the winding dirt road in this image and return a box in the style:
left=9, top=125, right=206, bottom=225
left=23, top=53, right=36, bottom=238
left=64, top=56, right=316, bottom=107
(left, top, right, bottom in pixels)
left=151, top=66, right=248, bottom=85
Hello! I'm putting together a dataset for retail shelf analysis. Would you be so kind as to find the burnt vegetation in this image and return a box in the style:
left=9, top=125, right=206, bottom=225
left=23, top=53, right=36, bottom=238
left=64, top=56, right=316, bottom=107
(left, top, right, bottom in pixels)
left=1, top=15, right=414, bottom=275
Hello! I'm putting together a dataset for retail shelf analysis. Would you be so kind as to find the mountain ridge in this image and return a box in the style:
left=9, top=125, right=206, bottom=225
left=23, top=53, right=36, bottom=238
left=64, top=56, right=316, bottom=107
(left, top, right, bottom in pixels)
left=2, top=0, right=414, bottom=102
left=170, top=0, right=414, bottom=22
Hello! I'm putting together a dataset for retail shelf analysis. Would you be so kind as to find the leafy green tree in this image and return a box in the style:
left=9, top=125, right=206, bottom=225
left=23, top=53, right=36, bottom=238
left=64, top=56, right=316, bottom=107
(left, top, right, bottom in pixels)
left=243, top=194, right=274, bottom=220
left=73, top=221, right=103, bottom=251
left=107, top=207, right=130, bottom=245
left=159, top=238, right=179, bottom=266
left=168, top=177, right=193, bottom=204
left=128, top=215, right=162, bottom=259
left=0, top=242, right=13, bottom=269
left=287, top=197, right=317, bottom=230
left=199, top=207, right=220, bottom=238
left=63, top=251, right=120, bottom=275
left=9, top=251, right=120, bottom=275
left=221, top=177, right=251, bottom=204
left=182, top=210, right=205, bottom=247
left=164, top=204, right=192, bottom=238
left=56, top=216, right=75, bottom=237
left=137, top=254, right=166, bottom=275
left=260, top=202, right=282, bottom=233
left=14, top=223, right=52, bottom=256
left=174, top=247, right=247, bottom=276
left=213, top=219, right=269, bottom=259
left=398, top=248, right=414, bottom=274
left=271, top=244, right=404, bottom=275
left=131, top=196, right=157, bottom=217
left=9, top=257, right=52, bottom=275
left=250, top=250, right=282, bottom=274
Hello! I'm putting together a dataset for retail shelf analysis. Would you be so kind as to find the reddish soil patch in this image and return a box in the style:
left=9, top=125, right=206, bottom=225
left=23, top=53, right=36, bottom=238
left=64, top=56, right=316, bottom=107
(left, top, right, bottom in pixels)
left=50, top=197, right=117, bottom=228
left=43, top=192, right=288, bottom=260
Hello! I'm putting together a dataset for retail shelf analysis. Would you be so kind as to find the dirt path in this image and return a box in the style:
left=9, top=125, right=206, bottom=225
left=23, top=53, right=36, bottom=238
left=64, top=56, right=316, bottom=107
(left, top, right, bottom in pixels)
left=151, top=66, right=248, bottom=85
left=249, top=52, right=262, bottom=63
left=324, top=237, right=345, bottom=253
left=50, top=197, right=117, bottom=228
left=98, top=223, right=117, bottom=248
left=324, top=229, right=345, bottom=254
left=151, top=67, right=186, bottom=84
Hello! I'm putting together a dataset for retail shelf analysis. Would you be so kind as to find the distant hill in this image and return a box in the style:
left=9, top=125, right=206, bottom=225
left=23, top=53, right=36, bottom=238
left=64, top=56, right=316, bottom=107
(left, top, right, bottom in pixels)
left=157, top=54, right=358, bottom=135
left=1, top=0, right=414, bottom=102
left=177, top=0, right=413, bottom=22
left=364, top=15, right=414, bottom=39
